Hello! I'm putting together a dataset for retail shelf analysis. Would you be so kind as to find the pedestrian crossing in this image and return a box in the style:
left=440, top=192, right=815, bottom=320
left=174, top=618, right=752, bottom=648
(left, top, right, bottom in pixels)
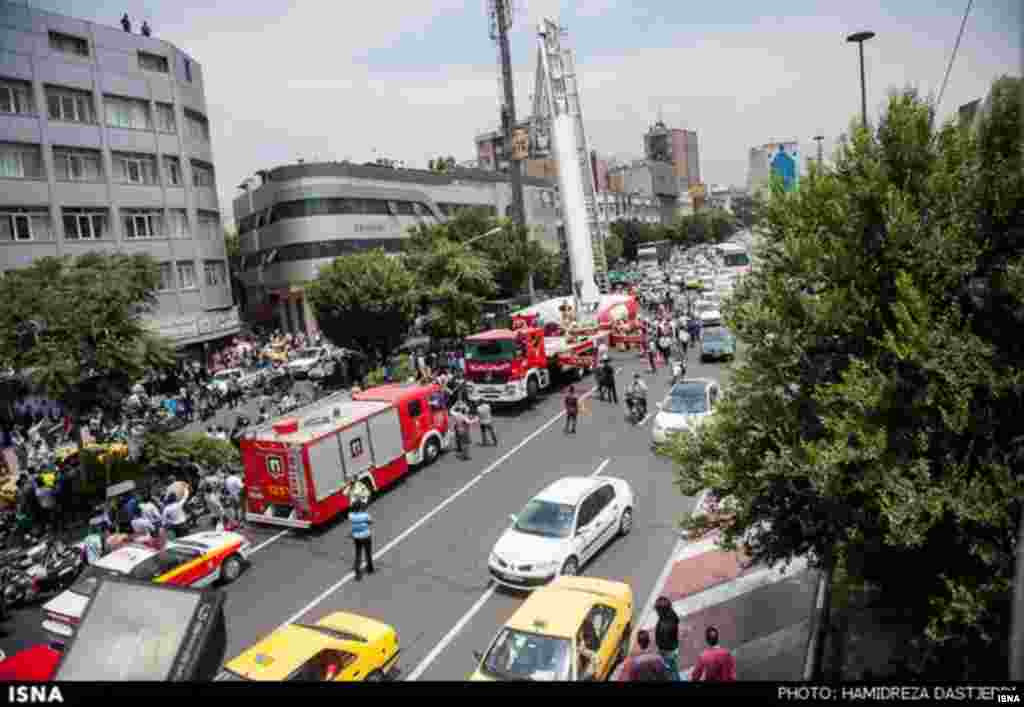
left=619, top=530, right=817, bottom=680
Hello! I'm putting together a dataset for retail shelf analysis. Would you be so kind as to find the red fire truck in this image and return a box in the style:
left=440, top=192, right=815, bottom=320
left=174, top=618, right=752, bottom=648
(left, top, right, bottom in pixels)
left=463, top=316, right=608, bottom=406
left=241, top=384, right=450, bottom=528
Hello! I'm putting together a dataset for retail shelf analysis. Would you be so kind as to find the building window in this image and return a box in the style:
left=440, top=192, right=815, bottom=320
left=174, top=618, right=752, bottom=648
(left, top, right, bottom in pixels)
left=167, top=209, right=189, bottom=238
left=113, top=152, right=158, bottom=185
left=183, top=59, right=192, bottom=83
left=157, top=263, right=175, bottom=291
left=191, top=160, right=214, bottom=187
left=137, top=52, right=169, bottom=74
left=155, top=103, right=176, bottom=133
left=122, top=209, right=164, bottom=239
left=46, top=85, right=95, bottom=124
left=0, top=143, right=43, bottom=179
left=48, top=31, right=89, bottom=57
left=184, top=109, right=210, bottom=142
left=0, top=208, right=52, bottom=242
left=52, top=146, right=102, bottom=182
left=104, top=95, right=152, bottom=131
left=196, top=210, right=220, bottom=240
left=177, top=261, right=197, bottom=289
left=62, top=208, right=109, bottom=240
left=0, top=79, right=34, bottom=115
left=163, top=155, right=182, bottom=186
left=204, top=260, right=226, bottom=287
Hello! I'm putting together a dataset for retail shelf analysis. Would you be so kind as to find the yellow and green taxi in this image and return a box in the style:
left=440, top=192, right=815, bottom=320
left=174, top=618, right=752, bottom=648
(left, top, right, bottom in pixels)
left=217, top=612, right=399, bottom=682
left=470, top=576, right=633, bottom=682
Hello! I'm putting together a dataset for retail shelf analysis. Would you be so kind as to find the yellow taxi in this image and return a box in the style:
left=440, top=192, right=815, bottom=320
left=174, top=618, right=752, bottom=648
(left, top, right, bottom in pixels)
left=470, top=576, right=633, bottom=681
left=216, top=612, right=399, bottom=682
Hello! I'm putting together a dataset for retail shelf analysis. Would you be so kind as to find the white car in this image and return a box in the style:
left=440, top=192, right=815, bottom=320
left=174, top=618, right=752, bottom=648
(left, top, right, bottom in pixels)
left=286, top=347, right=330, bottom=377
left=489, top=476, right=634, bottom=590
left=652, top=378, right=720, bottom=445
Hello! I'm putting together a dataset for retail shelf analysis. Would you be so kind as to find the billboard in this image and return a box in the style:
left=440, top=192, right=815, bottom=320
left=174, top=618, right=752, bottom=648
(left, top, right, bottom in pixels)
left=511, top=127, right=530, bottom=161
left=764, top=142, right=799, bottom=192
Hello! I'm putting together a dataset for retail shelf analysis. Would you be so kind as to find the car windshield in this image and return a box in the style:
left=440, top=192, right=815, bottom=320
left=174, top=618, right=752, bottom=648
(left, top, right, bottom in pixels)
left=664, top=384, right=710, bottom=414
left=70, top=566, right=124, bottom=597
left=480, top=628, right=572, bottom=681
left=465, top=338, right=519, bottom=362
left=703, top=330, right=730, bottom=343
left=723, top=252, right=750, bottom=267
left=514, top=500, right=575, bottom=538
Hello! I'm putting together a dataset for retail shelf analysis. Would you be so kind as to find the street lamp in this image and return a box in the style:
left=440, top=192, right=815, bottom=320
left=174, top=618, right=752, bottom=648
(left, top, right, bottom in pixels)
left=846, top=31, right=875, bottom=127
left=813, top=135, right=825, bottom=172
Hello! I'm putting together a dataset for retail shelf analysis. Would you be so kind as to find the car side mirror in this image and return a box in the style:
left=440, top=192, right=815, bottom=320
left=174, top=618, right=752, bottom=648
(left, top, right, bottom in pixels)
left=508, top=514, right=517, bottom=525
left=473, top=650, right=483, bottom=663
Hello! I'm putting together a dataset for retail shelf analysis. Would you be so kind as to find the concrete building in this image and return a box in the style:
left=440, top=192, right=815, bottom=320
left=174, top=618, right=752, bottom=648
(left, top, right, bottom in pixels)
left=644, top=121, right=700, bottom=190
left=0, top=1, right=238, bottom=352
left=232, top=161, right=560, bottom=334
left=606, top=160, right=678, bottom=224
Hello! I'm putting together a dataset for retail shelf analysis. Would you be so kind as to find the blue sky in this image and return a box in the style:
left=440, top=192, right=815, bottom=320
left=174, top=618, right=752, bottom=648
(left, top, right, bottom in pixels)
left=29, top=0, right=1023, bottom=219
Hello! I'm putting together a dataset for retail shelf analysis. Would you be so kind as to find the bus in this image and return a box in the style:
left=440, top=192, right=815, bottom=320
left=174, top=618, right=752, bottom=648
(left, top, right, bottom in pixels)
left=715, top=242, right=752, bottom=277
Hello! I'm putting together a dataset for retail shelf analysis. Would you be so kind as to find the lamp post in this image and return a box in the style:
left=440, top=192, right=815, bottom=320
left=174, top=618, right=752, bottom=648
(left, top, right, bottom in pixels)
left=813, top=135, right=824, bottom=172
left=846, top=31, right=875, bottom=126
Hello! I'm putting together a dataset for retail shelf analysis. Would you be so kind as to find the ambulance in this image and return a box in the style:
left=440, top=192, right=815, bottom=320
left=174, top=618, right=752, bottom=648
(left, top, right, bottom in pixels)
left=241, top=384, right=451, bottom=529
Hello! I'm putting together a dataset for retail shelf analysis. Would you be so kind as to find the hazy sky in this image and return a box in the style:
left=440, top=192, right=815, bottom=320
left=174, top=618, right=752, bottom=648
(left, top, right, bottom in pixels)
left=32, top=0, right=1023, bottom=218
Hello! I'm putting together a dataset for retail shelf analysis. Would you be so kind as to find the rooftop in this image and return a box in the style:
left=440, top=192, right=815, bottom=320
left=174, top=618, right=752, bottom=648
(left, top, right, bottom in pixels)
left=535, top=476, right=598, bottom=505
left=505, top=577, right=632, bottom=637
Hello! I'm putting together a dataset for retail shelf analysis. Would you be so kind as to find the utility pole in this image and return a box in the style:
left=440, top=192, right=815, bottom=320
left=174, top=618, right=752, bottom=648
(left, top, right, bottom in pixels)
left=492, top=0, right=534, bottom=302
left=814, top=135, right=824, bottom=173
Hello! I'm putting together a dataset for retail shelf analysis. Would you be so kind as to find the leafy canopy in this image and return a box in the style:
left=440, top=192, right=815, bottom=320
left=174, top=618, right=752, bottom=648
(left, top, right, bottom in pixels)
left=306, top=249, right=418, bottom=362
left=662, top=77, right=1024, bottom=677
left=0, top=252, right=175, bottom=416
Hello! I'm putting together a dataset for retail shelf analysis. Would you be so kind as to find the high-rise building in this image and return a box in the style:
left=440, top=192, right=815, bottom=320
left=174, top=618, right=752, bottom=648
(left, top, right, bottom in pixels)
left=644, top=121, right=700, bottom=189
left=0, top=1, right=238, bottom=353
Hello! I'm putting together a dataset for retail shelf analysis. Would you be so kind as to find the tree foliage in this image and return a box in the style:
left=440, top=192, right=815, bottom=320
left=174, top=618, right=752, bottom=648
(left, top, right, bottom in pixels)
left=306, top=249, right=418, bottom=363
left=662, top=77, right=1024, bottom=678
left=0, top=253, right=175, bottom=427
left=730, top=193, right=765, bottom=231
left=603, top=230, right=624, bottom=265
left=141, top=431, right=240, bottom=470
left=428, top=156, right=458, bottom=173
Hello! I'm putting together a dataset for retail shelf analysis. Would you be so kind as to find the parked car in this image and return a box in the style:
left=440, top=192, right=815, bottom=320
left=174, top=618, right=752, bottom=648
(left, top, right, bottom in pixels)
left=700, top=327, right=736, bottom=362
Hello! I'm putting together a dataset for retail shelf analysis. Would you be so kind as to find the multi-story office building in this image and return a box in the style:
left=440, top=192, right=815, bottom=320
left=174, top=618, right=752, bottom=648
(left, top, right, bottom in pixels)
left=233, top=161, right=559, bottom=334
left=606, top=160, right=678, bottom=224
left=0, top=1, right=238, bottom=352
left=644, top=120, right=700, bottom=191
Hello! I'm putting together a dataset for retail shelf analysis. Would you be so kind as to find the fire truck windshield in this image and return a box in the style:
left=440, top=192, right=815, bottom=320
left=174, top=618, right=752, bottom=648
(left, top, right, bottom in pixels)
left=465, top=338, right=520, bottom=362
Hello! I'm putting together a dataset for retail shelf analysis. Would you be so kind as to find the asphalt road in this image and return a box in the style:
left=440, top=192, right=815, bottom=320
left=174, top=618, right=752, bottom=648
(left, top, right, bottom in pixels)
left=0, top=347, right=734, bottom=678
left=218, top=345, right=724, bottom=679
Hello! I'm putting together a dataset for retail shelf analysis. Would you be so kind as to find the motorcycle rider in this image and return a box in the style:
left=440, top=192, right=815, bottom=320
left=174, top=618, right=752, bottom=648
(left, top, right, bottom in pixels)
left=627, top=373, right=649, bottom=421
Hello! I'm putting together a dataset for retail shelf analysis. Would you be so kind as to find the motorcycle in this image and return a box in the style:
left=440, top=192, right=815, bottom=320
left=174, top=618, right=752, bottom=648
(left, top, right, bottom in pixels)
left=4, top=540, right=83, bottom=607
left=625, top=393, right=647, bottom=425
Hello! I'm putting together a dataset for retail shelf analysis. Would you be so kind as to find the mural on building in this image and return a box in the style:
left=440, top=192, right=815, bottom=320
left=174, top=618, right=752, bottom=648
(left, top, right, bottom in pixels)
left=767, top=142, right=799, bottom=192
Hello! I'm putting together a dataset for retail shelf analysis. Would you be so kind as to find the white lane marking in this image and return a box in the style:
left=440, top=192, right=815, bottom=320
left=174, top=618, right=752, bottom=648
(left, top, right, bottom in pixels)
left=640, top=555, right=811, bottom=628
left=249, top=529, right=289, bottom=554
left=406, top=584, right=498, bottom=681
left=277, top=384, right=601, bottom=629
left=405, top=457, right=612, bottom=681
left=632, top=489, right=709, bottom=643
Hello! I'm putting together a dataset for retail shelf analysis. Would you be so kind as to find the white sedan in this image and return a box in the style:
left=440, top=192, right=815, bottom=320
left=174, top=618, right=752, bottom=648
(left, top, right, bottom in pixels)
left=652, top=378, right=721, bottom=445
left=488, top=476, right=634, bottom=590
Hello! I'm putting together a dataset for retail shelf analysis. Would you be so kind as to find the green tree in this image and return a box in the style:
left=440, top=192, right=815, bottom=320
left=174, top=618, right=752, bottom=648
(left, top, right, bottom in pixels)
left=428, top=156, right=457, bottom=173
left=403, top=225, right=496, bottom=339
left=610, top=219, right=642, bottom=261
left=662, top=78, right=1024, bottom=678
left=223, top=225, right=240, bottom=258
left=306, top=249, right=418, bottom=364
left=730, top=193, right=764, bottom=230
left=0, top=253, right=176, bottom=444
left=531, top=246, right=564, bottom=292
left=603, top=230, right=624, bottom=265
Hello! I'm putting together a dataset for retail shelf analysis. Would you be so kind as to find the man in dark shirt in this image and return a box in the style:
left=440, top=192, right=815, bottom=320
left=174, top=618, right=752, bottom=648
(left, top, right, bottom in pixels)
left=654, top=596, right=681, bottom=679
left=564, top=385, right=579, bottom=434
left=619, top=630, right=672, bottom=681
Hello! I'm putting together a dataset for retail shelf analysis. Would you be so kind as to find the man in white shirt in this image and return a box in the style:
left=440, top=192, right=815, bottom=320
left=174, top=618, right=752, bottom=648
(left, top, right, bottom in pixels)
left=162, top=496, right=188, bottom=539
left=477, top=401, right=497, bottom=446
left=224, top=472, right=245, bottom=528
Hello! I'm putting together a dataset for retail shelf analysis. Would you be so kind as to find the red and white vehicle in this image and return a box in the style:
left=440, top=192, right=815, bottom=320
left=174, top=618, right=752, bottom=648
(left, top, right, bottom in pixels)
left=241, top=384, right=450, bottom=529
left=464, top=301, right=610, bottom=405
left=41, top=530, right=250, bottom=645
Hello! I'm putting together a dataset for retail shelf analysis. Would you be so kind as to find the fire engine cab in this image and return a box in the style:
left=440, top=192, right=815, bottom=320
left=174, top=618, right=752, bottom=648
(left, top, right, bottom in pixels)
left=241, top=384, right=450, bottom=528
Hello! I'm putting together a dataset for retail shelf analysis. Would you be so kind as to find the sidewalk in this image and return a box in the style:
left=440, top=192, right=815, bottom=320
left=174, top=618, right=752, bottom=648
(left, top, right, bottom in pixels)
left=616, top=528, right=819, bottom=681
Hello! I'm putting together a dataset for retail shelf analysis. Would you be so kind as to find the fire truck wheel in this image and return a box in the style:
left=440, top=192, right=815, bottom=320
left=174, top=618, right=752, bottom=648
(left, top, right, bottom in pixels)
left=424, top=438, right=441, bottom=465
left=221, top=554, right=244, bottom=583
left=527, top=376, right=539, bottom=403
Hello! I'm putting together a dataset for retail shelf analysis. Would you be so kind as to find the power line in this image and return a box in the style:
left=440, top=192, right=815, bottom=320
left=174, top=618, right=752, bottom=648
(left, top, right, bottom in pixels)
left=936, top=0, right=974, bottom=112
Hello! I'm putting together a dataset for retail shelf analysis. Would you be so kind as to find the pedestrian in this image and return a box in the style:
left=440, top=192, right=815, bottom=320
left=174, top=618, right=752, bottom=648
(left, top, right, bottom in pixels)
left=121, top=13, right=131, bottom=32
left=646, top=337, right=658, bottom=373
left=477, top=401, right=497, bottom=446
left=452, top=405, right=473, bottom=460
left=657, top=328, right=673, bottom=368
left=350, top=499, right=374, bottom=580
left=619, top=629, right=673, bottom=681
left=690, top=626, right=737, bottom=681
left=564, top=385, right=580, bottom=434
left=141, top=21, right=151, bottom=36
left=161, top=494, right=188, bottom=540
left=601, top=358, right=618, bottom=404
left=678, top=322, right=691, bottom=358
left=654, top=596, right=682, bottom=680
left=224, top=470, right=245, bottom=528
